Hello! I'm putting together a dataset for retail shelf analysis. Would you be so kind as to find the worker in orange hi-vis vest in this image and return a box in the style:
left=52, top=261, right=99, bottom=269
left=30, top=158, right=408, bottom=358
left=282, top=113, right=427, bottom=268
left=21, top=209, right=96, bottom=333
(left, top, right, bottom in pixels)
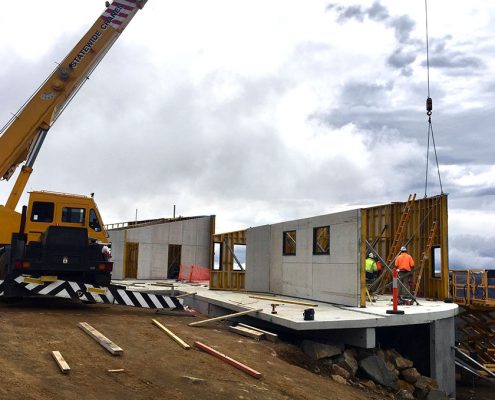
left=394, top=246, right=415, bottom=297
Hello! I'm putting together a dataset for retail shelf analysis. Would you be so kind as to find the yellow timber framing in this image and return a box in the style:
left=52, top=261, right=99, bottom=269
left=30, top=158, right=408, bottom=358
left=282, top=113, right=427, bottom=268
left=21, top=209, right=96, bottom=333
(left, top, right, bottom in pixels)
left=360, top=194, right=449, bottom=307
left=210, top=230, right=246, bottom=290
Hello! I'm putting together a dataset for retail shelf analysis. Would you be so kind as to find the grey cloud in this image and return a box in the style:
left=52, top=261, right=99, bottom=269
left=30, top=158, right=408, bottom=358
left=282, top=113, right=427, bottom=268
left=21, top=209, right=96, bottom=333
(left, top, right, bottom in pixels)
left=450, top=234, right=495, bottom=265
left=423, top=37, right=485, bottom=72
left=340, top=81, right=394, bottom=107
left=368, top=2, right=389, bottom=22
left=387, top=47, right=417, bottom=74
left=327, top=1, right=388, bottom=23
left=389, top=15, right=416, bottom=44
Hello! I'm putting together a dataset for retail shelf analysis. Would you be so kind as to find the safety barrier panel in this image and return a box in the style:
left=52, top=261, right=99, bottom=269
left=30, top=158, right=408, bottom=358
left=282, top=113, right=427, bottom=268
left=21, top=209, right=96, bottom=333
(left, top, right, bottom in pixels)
left=178, top=264, right=210, bottom=284
left=450, top=269, right=495, bottom=309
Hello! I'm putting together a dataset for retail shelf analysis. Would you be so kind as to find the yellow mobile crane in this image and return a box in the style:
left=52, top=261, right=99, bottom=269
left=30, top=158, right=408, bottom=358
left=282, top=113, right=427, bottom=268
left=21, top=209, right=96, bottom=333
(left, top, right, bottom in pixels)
left=0, top=1, right=147, bottom=290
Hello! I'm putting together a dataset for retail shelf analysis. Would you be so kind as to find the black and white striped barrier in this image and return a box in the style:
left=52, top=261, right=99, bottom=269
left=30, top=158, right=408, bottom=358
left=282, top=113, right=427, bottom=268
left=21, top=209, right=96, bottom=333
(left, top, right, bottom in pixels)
left=0, top=275, right=183, bottom=310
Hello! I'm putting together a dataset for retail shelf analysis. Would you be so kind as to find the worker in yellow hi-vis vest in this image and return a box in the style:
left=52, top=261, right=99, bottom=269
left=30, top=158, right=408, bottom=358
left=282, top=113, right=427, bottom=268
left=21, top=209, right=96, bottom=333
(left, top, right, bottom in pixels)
left=365, top=253, right=378, bottom=281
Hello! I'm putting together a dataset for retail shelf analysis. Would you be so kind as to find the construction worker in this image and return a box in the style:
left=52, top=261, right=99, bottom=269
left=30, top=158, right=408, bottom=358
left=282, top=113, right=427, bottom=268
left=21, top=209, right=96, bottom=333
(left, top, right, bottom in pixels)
left=395, top=246, right=415, bottom=296
left=365, top=253, right=378, bottom=281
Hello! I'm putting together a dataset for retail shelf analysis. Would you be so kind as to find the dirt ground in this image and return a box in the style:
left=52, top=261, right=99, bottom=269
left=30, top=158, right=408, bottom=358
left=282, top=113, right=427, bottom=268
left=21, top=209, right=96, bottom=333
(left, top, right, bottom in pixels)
left=0, top=298, right=384, bottom=400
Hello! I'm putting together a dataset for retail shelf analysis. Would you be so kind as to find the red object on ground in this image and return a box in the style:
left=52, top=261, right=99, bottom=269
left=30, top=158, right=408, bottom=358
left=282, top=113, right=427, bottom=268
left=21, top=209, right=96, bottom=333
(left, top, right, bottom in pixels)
left=194, top=341, right=262, bottom=379
left=178, top=264, right=210, bottom=283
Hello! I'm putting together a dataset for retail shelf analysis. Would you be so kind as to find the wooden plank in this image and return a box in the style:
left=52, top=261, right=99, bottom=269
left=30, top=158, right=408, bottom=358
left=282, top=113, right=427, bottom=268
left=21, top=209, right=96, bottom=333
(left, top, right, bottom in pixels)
left=229, top=325, right=264, bottom=341
left=194, top=341, right=262, bottom=379
left=237, top=323, right=279, bottom=342
left=152, top=319, right=191, bottom=349
left=248, top=295, right=318, bottom=307
left=188, top=308, right=263, bottom=327
left=51, top=351, right=70, bottom=374
left=78, top=322, right=123, bottom=356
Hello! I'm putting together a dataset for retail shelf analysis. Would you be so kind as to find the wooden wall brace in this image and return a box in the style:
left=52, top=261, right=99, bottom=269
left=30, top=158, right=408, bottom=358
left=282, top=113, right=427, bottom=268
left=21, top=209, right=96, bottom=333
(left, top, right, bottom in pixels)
left=152, top=319, right=191, bottom=349
left=188, top=309, right=263, bottom=327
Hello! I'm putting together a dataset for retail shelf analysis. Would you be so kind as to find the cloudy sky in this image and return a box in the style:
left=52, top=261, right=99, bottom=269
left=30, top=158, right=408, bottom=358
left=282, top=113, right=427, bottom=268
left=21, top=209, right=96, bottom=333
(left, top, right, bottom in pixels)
left=0, top=1, right=494, bottom=268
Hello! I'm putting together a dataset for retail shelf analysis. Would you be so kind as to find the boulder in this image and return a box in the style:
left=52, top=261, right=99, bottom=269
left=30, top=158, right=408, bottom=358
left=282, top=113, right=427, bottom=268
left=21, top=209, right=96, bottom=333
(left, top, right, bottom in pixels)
left=401, top=367, right=421, bottom=384
left=375, top=349, right=385, bottom=360
left=300, top=340, right=343, bottom=360
left=414, top=376, right=431, bottom=399
left=331, top=374, right=348, bottom=385
left=385, top=361, right=399, bottom=377
left=336, top=351, right=358, bottom=376
left=384, top=348, right=401, bottom=363
left=362, top=379, right=376, bottom=390
left=397, top=390, right=415, bottom=400
left=398, top=379, right=415, bottom=394
left=426, top=390, right=448, bottom=400
left=415, top=376, right=439, bottom=392
left=331, top=364, right=351, bottom=380
left=358, top=355, right=399, bottom=391
left=395, top=356, right=414, bottom=370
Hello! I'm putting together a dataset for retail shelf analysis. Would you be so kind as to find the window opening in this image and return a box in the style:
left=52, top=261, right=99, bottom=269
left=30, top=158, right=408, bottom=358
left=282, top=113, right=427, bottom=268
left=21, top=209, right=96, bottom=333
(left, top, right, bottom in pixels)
left=313, top=226, right=330, bottom=255
left=283, top=230, right=296, bottom=256
left=432, top=246, right=442, bottom=278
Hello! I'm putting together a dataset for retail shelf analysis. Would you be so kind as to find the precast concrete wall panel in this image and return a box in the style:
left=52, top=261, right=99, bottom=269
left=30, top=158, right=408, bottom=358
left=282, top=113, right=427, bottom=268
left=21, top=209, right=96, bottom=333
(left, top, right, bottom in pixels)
left=181, top=245, right=197, bottom=267
left=108, top=216, right=213, bottom=280
left=282, top=262, right=313, bottom=298
left=247, top=209, right=360, bottom=306
left=150, top=243, right=168, bottom=278
left=137, top=243, right=152, bottom=279
left=169, top=222, right=183, bottom=244
left=246, top=225, right=271, bottom=293
left=110, top=230, right=125, bottom=279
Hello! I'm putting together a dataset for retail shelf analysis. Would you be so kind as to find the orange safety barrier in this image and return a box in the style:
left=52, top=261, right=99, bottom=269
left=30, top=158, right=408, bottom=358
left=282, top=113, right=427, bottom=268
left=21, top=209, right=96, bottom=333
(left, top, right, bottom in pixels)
left=178, top=264, right=210, bottom=283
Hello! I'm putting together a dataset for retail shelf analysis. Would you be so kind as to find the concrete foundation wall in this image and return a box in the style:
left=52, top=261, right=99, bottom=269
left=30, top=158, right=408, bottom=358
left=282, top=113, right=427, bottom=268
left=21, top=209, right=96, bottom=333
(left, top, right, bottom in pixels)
left=246, top=210, right=360, bottom=306
left=109, top=216, right=212, bottom=280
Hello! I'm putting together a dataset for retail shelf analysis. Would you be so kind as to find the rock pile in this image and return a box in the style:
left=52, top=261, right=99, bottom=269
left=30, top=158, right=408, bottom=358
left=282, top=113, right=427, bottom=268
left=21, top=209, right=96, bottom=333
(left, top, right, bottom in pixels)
left=300, top=340, right=449, bottom=399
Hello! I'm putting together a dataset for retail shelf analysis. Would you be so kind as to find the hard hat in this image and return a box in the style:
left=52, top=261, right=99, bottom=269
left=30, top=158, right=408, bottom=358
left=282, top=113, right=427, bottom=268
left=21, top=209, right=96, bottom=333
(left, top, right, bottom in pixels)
left=368, top=252, right=374, bottom=258
left=400, top=246, right=407, bottom=252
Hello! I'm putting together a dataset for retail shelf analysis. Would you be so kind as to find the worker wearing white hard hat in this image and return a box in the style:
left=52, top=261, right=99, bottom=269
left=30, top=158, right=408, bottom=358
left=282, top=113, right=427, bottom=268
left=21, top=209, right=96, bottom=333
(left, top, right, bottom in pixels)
left=395, top=246, right=415, bottom=296
left=365, top=253, right=378, bottom=281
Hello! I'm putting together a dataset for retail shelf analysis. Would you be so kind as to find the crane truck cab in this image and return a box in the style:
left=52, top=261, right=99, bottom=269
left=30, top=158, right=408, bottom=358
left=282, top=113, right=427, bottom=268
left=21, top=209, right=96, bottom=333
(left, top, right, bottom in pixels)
left=0, top=191, right=108, bottom=245
left=25, top=191, right=108, bottom=244
left=0, top=191, right=112, bottom=290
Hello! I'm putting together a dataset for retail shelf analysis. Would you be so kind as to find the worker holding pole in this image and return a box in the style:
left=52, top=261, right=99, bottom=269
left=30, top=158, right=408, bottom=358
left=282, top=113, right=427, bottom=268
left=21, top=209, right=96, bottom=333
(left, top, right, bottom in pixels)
left=394, top=246, right=415, bottom=297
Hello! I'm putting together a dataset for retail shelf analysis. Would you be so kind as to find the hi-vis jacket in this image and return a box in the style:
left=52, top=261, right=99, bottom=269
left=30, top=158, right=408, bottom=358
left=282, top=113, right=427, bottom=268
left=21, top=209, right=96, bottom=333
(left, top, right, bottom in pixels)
left=395, top=253, right=415, bottom=272
left=365, top=258, right=377, bottom=272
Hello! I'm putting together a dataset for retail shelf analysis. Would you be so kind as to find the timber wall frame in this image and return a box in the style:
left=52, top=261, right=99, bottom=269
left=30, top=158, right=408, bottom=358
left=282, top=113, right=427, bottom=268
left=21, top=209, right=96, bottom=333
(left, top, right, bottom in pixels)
left=210, top=230, right=246, bottom=290
left=360, top=194, right=449, bottom=307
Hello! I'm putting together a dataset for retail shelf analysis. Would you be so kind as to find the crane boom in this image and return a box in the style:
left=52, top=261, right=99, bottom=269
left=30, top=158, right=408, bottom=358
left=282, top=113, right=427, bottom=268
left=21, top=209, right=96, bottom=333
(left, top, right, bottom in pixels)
left=0, top=0, right=147, bottom=209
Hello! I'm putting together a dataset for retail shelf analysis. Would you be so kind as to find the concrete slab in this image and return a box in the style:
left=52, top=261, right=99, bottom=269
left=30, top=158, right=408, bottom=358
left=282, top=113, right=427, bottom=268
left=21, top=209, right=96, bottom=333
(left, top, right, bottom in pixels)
left=113, top=279, right=458, bottom=331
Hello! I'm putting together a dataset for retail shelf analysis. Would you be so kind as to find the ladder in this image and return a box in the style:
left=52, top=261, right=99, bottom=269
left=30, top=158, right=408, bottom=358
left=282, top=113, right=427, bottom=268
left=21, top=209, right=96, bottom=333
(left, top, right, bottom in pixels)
left=413, top=221, right=438, bottom=297
left=386, top=193, right=416, bottom=266
left=372, top=194, right=416, bottom=294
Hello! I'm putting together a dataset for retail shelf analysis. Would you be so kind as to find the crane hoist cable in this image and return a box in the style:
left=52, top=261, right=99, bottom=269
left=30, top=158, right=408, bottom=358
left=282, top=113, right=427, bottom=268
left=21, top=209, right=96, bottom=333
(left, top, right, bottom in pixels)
left=423, top=0, right=443, bottom=197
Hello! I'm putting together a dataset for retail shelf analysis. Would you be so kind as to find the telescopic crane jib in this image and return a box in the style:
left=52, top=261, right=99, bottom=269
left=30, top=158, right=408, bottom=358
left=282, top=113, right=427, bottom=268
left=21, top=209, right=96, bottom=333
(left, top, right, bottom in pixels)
left=0, top=1, right=148, bottom=291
